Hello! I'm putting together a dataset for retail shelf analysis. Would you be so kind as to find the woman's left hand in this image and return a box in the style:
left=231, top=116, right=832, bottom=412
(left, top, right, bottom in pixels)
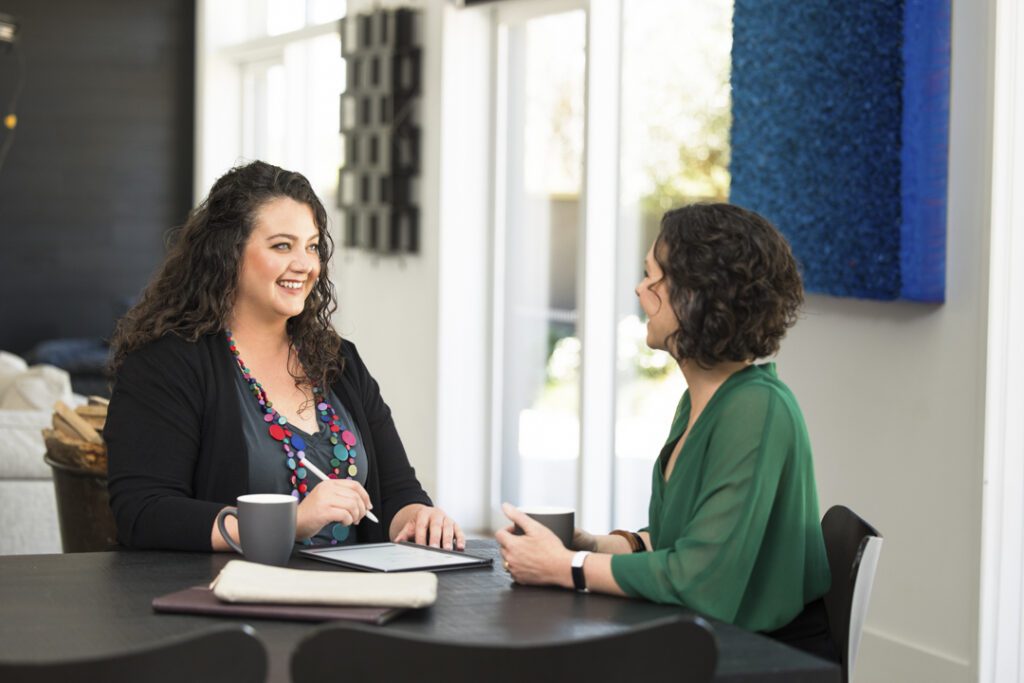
left=495, top=502, right=574, bottom=588
left=392, top=504, right=466, bottom=550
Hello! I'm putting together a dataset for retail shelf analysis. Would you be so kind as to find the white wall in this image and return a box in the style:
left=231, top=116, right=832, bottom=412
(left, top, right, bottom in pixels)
left=336, top=1, right=498, bottom=532
left=776, top=0, right=995, bottom=680
left=335, top=0, right=444, bottom=500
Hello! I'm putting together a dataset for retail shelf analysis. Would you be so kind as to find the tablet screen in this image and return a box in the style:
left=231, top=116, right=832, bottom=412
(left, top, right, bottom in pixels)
left=301, top=542, right=490, bottom=572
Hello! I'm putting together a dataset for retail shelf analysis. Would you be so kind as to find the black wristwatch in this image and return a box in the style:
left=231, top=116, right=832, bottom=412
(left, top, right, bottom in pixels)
left=571, top=550, right=591, bottom=593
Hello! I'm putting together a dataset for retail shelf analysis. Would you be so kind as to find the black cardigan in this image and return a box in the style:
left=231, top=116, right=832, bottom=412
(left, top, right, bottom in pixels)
left=105, top=333, right=432, bottom=550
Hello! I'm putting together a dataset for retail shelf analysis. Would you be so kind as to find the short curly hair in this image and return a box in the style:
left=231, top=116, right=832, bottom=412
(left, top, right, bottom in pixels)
left=651, top=203, right=803, bottom=368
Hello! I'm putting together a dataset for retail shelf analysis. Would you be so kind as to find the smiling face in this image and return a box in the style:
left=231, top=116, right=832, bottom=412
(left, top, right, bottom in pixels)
left=635, top=241, right=680, bottom=354
left=233, top=196, right=322, bottom=326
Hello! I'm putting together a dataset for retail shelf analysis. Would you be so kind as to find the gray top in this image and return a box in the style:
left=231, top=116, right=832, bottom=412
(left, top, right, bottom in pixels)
left=232, top=368, right=368, bottom=546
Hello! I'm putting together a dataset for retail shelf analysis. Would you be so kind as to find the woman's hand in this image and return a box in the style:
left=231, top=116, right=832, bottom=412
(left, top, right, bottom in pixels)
left=495, top=503, right=575, bottom=588
left=391, top=503, right=466, bottom=550
left=295, top=478, right=372, bottom=540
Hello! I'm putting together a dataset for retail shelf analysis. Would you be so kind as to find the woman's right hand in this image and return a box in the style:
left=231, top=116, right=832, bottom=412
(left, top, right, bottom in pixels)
left=571, top=528, right=597, bottom=551
left=295, top=478, right=373, bottom=540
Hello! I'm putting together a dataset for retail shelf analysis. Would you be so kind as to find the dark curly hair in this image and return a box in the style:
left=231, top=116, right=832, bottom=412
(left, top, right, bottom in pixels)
left=109, top=160, right=342, bottom=390
left=651, top=203, right=803, bottom=368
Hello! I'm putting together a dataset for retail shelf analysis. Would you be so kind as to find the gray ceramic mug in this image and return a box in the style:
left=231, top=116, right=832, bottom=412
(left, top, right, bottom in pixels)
left=216, top=493, right=297, bottom=566
left=514, top=506, right=575, bottom=548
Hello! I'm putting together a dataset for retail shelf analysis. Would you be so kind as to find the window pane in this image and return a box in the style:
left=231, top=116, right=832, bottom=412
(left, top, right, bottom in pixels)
left=241, top=60, right=285, bottom=162
left=279, top=34, right=344, bottom=195
left=498, top=11, right=586, bottom=511
left=238, top=32, right=343, bottom=200
left=613, top=0, right=733, bottom=530
left=304, top=33, right=345, bottom=195
left=206, top=0, right=344, bottom=45
left=205, top=0, right=252, bottom=47
left=267, top=0, right=305, bottom=36
left=309, top=0, right=347, bottom=24
left=264, top=64, right=288, bottom=163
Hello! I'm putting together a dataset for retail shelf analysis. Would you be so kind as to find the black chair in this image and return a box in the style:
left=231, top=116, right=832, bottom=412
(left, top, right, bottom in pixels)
left=0, top=624, right=267, bottom=683
left=821, top=505, right=883, bottom=683
left=291, top=614, right=717, bottom=683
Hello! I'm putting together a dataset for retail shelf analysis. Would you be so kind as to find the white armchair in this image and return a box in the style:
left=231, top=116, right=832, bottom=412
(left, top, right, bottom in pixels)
left=0, top=352, right=73, bottom=555
left=0, top=409, right=61, bottom=554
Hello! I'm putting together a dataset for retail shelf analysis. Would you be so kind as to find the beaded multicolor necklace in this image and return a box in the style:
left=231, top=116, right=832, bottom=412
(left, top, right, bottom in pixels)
left=226, top=330, right=359, bottom=544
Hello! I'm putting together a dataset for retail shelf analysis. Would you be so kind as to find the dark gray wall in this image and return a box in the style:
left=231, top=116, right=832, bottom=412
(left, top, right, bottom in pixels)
left=0, top=0, right=194, bottom=354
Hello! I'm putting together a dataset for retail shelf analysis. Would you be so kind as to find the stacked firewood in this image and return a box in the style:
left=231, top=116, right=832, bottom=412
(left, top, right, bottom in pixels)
left=42, top=397, right=109, bottom=475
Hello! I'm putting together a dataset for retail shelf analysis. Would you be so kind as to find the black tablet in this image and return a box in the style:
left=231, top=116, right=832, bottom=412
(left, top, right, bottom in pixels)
left=299, top=542, right=493, bottom=573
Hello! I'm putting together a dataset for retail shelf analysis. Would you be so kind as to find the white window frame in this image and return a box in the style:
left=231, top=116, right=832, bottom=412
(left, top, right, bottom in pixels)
left=194, top=1, right=343, bottom=198
left=978, top=0, right=1024, bottom=678
left=486, top=0, right=623, bottom=532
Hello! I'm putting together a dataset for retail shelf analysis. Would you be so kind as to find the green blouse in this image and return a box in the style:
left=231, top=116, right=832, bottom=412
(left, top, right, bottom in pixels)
left=610, top=363, right=830, bottom=632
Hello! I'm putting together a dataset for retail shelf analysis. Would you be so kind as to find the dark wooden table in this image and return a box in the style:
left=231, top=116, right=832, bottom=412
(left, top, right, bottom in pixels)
left=0, top=541, right=839, bottom=682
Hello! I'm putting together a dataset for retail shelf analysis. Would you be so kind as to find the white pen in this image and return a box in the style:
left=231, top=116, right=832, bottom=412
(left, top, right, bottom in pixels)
left=300, top=457, right=380, bottom=524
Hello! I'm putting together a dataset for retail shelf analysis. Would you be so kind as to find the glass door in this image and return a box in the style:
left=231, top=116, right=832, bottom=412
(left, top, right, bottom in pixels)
left=488, top=0, right=733, bottom=532
left=492, top=3, right=587, bottom=518
left=612, top=0, right=733, bottom=529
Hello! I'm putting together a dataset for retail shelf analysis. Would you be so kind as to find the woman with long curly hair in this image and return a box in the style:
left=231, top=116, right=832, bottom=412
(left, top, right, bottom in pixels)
left=496, top=203, right=836, bottom=661
left=106, top=160, right=463, bottom=552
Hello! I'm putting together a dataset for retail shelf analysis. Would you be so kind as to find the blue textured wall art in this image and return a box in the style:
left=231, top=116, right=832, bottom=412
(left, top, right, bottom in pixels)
left=730, top=0, right=950, bottom=302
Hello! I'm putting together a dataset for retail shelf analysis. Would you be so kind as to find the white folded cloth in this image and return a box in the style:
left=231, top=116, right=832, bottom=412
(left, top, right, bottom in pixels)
left=0, top=352, right=29, bottom=397
left=209, top=560, right=438, bottom=608
left=0, top=352, right=80, bottom=411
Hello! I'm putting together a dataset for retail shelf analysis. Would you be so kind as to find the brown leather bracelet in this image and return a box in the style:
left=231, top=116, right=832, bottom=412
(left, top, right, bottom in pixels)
left=610, top=529, right=644, bottom=553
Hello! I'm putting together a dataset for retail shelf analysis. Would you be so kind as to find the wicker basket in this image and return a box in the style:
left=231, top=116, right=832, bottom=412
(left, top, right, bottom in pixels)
left=42, top=399, right=117, bottom=552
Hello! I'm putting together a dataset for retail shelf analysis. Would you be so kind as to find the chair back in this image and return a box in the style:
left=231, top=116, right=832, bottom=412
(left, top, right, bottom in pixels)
left=0, top=624, right=267, bottom=683
left=821, top=505, right=883, bottom=683
left=291, top=614, right=717, bottom=683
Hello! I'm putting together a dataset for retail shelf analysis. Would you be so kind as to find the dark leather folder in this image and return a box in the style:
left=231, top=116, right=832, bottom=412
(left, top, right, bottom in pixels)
left=152, top=586, right=404, bottom=625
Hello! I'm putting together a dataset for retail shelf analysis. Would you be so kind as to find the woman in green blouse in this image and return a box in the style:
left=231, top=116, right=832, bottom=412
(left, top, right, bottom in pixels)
left=496, top=203, right=835, bottom=661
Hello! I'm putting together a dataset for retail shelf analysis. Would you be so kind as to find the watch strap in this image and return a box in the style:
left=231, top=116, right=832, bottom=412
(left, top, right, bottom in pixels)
left=571, top=550, right=591, bottom=593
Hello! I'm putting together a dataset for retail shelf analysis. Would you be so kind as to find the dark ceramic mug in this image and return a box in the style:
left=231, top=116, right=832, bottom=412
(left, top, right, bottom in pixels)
left=514, top=506, right=575, bottom=548
left=216, top=493, right=297, bottom=566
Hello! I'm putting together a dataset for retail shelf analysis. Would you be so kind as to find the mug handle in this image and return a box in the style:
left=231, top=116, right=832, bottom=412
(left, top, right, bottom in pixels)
left=216, top=507, right=244, bottom=555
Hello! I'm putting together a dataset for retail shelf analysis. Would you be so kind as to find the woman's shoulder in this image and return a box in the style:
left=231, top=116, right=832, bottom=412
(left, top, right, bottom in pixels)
left=334, top=338, right=383, bottom=395
left=703, top=364, right=808, bottom=455
left=123, top=332, right=220, bottom=362
left=725, top=362, right=795, bottom=397
left=338, top=337, right=358, bottom=359
left=337, top=338, right=370, bottom=373
left=716, top=363, right=803, bottom=421
left=115, top=332, right=221, bottom=384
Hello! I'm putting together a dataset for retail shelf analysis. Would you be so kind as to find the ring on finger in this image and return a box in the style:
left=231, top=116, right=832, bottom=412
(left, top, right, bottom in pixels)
left=503, top=560, right=510, bottom=572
